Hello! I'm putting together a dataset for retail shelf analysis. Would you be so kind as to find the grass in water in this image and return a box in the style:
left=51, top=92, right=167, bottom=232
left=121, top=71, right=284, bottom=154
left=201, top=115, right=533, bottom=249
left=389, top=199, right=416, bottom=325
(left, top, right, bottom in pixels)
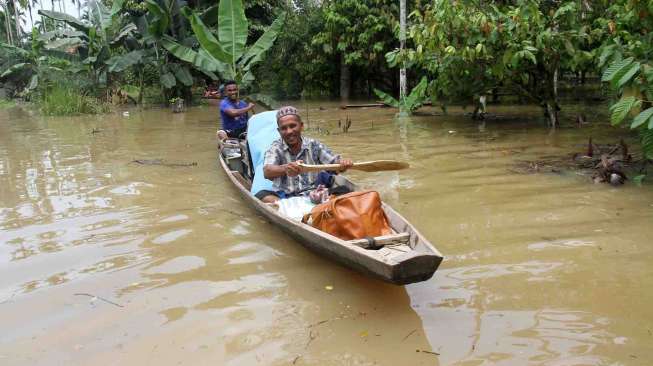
left=0, top=99, right=16, bottom=109
left=40, top=85, right=110, bottom=116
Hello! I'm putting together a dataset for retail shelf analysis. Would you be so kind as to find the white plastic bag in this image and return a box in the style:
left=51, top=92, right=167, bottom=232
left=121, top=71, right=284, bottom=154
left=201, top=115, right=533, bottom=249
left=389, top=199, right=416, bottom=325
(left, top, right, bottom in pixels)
left=277, top=196, right=315, bottom=221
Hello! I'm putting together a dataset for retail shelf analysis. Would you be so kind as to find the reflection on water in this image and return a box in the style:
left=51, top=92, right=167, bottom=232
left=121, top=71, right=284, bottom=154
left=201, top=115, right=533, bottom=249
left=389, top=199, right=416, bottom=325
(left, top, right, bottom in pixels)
left=1, top=103, right=652, bottom=365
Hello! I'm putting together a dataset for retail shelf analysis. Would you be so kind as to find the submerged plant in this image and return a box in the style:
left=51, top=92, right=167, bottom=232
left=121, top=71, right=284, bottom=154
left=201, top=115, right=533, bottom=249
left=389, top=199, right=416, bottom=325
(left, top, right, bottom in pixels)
left=374, top=76, right=428, bottom=115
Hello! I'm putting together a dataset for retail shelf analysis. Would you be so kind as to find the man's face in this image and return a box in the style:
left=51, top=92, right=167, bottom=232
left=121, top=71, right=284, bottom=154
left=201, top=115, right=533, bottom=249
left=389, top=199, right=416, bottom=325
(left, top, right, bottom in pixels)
left=277, top=115, right=303, bottom=147
left=225, top=84, right=238, bottom=101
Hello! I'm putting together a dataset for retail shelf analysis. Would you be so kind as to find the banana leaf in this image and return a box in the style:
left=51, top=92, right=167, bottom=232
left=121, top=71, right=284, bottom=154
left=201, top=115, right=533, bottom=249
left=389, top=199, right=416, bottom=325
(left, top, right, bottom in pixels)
left=199, top=49, right=234, bottom=80
left=161, top=72, right=176, bottom=88
left=239, top=13, right=285, bottom=71
left=0, top=63, right=31, bottom=79
left=145, top=0, right=170, bottom=38
left=38, top=10, right=90, bottom=32
left=89, top=0, right=111, bottom=34
left=373, top=88, right=400, bottom=108
left=110, top=0, right=125, bottom=16
left=27, top=74, right=39, bottom=91
left=105, top=50, right=144, bottom=73
left=172, top=64, right=193, bottom=86
left=44, top=37, right=84, bottom=51
left=244, top=93, right=278, bottom=110
left=402, top=77, right=428, bottom=111
left=160, top=36, right=220, bottom=73
left=111, top=23, right=137, bottom=45
left=0, top=42, right=31, bottom=57
left=183, top=8, right=232, bottom=64
left=218, top=0, right=248, bottom=63
left=241, top=69, right=255, bottom=87
left=37, top=29, right=87, bottom=41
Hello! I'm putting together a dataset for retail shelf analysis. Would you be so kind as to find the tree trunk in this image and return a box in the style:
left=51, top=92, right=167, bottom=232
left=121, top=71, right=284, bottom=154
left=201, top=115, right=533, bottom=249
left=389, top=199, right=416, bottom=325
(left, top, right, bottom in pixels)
left=339, top=55, right=350, bottom=102
left=4, top=3, right=13, bottom=45
left=399, top=0, right=407, bottom=101
left=12, top=0, right=20, bottom=44
left=138, top=68, right=144, bottom=105
left=545, top=101, right=559, bottom=128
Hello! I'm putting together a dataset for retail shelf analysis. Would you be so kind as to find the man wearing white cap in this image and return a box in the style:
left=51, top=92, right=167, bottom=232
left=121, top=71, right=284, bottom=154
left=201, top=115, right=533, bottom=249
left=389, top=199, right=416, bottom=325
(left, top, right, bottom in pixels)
left=257, top=106, right=353, bottom=203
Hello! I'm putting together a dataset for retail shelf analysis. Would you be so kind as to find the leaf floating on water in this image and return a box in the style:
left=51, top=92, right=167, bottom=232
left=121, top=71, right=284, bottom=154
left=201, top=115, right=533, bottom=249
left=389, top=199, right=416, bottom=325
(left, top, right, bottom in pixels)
left=324, top=285, right=333, bottom=291
left=359, top=331, right=368, bottom=338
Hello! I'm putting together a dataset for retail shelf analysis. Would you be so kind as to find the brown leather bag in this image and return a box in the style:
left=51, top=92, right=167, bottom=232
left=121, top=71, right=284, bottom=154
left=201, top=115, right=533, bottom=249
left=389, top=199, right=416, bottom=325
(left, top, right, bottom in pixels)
left=302, top=190, right=392, bottom=240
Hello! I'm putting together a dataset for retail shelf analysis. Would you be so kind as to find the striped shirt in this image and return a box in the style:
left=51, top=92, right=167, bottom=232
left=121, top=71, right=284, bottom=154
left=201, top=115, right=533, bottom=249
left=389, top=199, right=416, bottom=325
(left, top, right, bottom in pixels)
left=263, top=137, right=340, bottom=195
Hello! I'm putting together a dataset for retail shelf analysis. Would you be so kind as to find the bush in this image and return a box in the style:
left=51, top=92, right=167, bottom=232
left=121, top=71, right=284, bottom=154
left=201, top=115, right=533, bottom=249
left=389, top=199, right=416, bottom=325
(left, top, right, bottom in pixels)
left=39, top=84, right=110, bottom=116
left=0, top=98, right=16, bottom=109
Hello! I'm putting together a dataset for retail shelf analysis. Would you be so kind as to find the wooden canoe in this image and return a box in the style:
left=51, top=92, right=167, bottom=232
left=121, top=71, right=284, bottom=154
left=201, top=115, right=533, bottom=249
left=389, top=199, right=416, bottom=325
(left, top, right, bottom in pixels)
left=218, top=141, right=443, bottom=285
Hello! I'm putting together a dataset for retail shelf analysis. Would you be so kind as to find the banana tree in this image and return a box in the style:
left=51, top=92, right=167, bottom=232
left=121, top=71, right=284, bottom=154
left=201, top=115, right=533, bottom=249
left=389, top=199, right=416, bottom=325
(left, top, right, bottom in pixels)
left=374, top=76, right=428, bottom=116
left=161, top=0, right=285, bottom=88
left=0, top=39, right=70, bottom=97
left=38, top=0, right=136, bottom=85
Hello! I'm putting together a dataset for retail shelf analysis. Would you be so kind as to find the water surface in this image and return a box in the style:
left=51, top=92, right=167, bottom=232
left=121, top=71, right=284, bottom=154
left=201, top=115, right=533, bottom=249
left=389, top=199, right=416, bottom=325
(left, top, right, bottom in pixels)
left=0, top=102, right=651, bottom=365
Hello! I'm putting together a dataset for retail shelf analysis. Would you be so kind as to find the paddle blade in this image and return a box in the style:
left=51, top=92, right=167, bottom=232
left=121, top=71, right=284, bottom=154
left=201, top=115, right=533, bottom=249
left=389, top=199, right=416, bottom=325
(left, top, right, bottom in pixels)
left=353, top=160, right=410, bottom=172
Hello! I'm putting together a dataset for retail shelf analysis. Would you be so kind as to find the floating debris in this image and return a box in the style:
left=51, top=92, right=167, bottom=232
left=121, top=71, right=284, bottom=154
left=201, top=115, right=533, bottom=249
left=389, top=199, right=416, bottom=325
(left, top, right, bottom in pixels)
left=130, top=159, right=198, bottom=168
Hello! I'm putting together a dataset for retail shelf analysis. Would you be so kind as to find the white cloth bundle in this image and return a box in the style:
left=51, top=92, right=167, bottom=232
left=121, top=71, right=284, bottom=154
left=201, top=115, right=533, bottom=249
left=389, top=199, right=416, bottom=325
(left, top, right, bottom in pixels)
left=276, top=196, right=316, bottom=221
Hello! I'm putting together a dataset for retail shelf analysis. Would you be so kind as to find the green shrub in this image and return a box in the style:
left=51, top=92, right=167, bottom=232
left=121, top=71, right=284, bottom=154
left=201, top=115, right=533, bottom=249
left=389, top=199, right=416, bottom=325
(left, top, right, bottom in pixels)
left=0, top=99, right=16, bottom=109
left=39, top=84, right=110, bottom=116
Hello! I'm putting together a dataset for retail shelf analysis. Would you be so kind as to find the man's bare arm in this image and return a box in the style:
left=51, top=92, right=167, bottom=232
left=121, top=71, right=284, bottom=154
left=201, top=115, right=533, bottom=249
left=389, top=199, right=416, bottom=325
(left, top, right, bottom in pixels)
left=224, top=103, right=255, bottom=117
left=264, top=161, right=302, bottom=179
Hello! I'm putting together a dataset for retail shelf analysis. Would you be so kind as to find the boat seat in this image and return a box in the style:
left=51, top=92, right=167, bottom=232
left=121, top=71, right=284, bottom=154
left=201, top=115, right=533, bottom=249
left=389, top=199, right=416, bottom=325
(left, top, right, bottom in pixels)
left=348, top=232, right=410, bottom=249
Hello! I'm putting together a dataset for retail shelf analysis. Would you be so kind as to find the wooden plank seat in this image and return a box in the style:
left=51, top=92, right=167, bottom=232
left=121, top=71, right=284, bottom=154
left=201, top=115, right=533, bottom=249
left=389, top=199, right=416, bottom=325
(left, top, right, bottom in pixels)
left=348, top=232, right=410, bottom=249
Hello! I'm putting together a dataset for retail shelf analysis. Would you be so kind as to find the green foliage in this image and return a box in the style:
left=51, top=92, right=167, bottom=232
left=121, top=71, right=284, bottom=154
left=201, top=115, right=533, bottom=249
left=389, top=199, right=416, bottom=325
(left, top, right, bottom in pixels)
left=610, top=96, right=640, bottom=126
left=218, top=0, right=248, bottom=62
left=39, top=83, right=110, bottom=115
left=374, top=77, right=428, bottom=113
left=598, top=0, right=653, bottom=175
left=254, top=0, right=335, bottom=98
left=313, top=0, right=397, bottom=67
left=373, top=88, right=399, bottom=108
left=164, top=0, right=285, bottom=89
left=396, top=0, right=608, bottom=125
left=632, top=108, right=653, bottom=129
left=0, top=99, right=16, bottom=109
left=642, top=128, right=653, bottom=160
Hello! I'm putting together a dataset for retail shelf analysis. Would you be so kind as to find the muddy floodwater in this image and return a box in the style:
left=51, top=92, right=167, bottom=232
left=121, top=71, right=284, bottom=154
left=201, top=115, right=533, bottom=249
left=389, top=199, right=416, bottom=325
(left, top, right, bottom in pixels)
left=1, top=102, right=652, bottom=365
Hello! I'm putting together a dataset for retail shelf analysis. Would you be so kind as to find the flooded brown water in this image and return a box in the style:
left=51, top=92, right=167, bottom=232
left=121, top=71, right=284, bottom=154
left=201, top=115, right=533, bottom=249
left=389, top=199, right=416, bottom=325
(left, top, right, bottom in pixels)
left=1, top=102, right=652, bottom=365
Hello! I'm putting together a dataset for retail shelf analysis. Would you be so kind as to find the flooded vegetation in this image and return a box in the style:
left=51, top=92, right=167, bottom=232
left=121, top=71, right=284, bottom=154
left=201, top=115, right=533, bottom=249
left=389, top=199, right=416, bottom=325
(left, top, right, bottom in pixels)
left=1, top=103, right=652, bottom=365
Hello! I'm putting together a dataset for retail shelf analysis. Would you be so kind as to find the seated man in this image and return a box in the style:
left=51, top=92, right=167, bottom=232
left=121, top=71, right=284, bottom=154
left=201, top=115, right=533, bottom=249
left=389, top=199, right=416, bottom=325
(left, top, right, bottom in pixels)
left=216, top=80, right=255, bottom=140
left=257, top=106, right=353, bottom=203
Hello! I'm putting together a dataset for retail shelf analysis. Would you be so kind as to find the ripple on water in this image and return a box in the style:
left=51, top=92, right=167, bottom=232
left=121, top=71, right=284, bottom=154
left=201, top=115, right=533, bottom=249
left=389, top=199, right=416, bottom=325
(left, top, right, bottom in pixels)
left=528, top=238, right=595, bottom=251
left=223, top=242, right=282, bottom=265
left=158, top=214, right=189, bottom=223
left=151, top=229, right=192, bottom=244
left=109, top=182, right=154, bottom=196
left=144, top=256, right=206, bottom=274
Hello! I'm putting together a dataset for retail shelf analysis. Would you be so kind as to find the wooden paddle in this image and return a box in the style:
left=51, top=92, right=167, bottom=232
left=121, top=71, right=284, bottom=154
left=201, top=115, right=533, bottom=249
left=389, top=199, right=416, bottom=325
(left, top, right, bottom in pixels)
left=299, top=160, right=409, bottom=173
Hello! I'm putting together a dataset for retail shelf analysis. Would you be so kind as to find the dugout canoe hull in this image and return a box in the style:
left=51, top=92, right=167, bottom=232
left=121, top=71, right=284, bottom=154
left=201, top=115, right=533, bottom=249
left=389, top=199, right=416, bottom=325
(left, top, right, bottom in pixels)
left=218, top=144, right=443, bottom=285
